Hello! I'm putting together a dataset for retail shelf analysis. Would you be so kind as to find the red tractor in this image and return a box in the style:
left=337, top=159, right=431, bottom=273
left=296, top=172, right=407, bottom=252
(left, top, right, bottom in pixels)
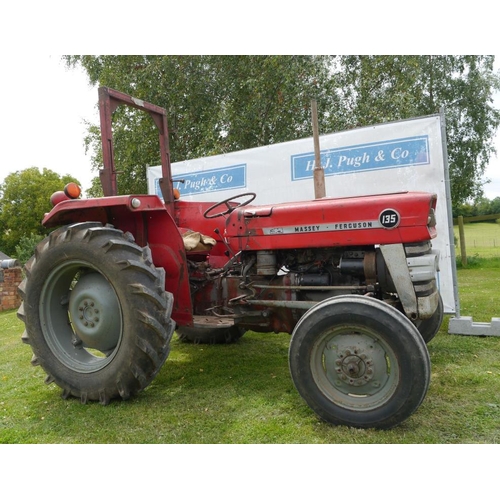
left=18, top=87, right=442, bottom=429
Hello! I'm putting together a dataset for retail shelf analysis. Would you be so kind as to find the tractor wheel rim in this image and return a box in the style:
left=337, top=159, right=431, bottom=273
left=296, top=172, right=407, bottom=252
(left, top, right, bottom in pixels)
left=310, top=325, right=400, bottom=411
left=40, top=261, right=123, bottom=373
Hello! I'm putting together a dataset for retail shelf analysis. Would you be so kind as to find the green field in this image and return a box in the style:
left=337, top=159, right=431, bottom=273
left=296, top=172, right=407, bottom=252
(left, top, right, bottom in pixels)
left=454, top=221, right=500, bottom=258
left=2, top=260, right=500, bottom=445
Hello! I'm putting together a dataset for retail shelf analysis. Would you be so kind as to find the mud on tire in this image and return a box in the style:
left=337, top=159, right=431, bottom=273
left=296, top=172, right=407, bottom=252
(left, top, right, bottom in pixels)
left=17, top=222, right=175, bottom=404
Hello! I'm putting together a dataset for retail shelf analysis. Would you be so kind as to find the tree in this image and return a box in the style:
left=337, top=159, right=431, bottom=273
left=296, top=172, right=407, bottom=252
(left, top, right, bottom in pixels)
left=453, top=196, right=500, bottom=218
left=333, top=56, right=500, bottom=210
left=490, top=197, right=500, bottom=215
left=15, top=233, right=44, bottom=265
left=65, top=55, right=500, bottom=207
left=0, top=167, right=80, bottom=256
left=65, top=55, right=338, bottom=195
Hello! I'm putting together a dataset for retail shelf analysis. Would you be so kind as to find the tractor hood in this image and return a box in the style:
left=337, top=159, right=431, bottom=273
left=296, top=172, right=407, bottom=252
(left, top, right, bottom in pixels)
left=224, top=191, right=437, bottom=252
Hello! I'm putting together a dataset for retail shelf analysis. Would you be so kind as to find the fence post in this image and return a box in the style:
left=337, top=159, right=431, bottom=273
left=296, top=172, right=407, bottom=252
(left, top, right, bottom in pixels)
left=458, top=215, right=467, bottom=267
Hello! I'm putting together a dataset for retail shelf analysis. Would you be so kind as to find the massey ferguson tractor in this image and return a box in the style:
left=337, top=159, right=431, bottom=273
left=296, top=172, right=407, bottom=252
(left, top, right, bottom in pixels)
left=17, top=87, right=443, bottom=429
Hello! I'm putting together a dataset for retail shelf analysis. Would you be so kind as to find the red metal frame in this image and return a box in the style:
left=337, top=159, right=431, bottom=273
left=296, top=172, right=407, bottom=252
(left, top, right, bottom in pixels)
left=98, top=87, right=175, bottom=214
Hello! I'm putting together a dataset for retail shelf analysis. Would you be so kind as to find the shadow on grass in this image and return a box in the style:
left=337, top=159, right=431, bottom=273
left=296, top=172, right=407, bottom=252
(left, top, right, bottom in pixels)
left=5, top=305, right=500, bottom=444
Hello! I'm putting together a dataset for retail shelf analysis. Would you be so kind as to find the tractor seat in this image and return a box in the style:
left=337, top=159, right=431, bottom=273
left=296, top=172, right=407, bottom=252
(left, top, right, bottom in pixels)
left=180, top=229, right=217, bottom=253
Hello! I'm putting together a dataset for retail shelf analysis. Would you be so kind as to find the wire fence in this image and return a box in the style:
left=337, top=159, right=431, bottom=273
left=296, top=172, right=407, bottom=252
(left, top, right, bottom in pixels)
left=453, top=218, right=500, bottom=259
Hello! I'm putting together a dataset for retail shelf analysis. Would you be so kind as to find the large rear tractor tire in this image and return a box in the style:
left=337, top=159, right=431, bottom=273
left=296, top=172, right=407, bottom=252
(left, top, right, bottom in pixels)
left=17, top=222, right=175, bottom=404
left=289, top=295, right=430, bottom=429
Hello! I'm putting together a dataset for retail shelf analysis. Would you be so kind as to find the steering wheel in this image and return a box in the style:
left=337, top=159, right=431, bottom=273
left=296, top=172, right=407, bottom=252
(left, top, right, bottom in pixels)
left=203, top=192, right=257, bottom=219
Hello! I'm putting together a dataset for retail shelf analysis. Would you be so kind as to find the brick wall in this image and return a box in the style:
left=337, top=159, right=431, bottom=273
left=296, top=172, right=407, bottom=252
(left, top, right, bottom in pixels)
left=0, top=267, right=22, bottom=312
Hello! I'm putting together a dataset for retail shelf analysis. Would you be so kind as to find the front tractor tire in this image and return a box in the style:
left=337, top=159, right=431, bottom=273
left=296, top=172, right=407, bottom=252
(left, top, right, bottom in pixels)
left=289, top=295, right=431, bottom=429
left=17, top=222, right=175, bottom=404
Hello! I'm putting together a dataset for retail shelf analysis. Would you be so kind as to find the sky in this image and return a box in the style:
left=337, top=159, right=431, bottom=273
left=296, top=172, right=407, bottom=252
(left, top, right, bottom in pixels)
left=0, top=55, right=98, bottom=192
left=1, top=54, right=499, bottom=200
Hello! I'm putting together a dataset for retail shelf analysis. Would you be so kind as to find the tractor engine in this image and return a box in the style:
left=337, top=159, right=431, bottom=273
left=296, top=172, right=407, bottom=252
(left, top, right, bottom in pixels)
left=185, top=241, right=437, bottom=334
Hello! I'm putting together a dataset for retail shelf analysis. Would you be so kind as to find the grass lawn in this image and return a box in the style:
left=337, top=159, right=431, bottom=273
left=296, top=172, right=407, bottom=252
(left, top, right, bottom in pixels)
left=3, top=258, right=499, bottom=498
left=2, top=259, right=500, bottom=445
left=454, top=221, right=500, bottom=258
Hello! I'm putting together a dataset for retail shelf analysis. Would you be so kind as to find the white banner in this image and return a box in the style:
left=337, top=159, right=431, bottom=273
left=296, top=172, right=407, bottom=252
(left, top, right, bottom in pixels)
left=148, top=114, right=457, bottom=313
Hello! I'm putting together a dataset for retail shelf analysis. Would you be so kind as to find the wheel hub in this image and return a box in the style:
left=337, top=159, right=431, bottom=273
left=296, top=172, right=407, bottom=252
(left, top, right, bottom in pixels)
left=335, top=349, right=374, bottom=387
left=78, top=300, right=100, bottom=328
left=68, top=272, right=121, bottom=351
